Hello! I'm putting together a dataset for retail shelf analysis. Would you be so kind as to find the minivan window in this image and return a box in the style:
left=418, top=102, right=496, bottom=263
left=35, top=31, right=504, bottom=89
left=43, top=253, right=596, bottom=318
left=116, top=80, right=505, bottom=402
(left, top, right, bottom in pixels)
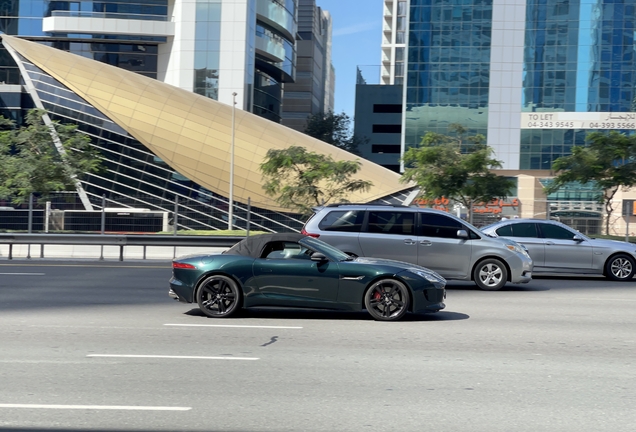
left=318, top=210, right=363, bottom=232
left=421, top=213, right=465, bottom=238
left=366, top=211, right=416, bottom=235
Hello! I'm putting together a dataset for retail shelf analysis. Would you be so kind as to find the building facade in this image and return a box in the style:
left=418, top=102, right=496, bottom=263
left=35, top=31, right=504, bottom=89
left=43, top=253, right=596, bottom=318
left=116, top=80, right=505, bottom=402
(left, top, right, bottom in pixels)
left=400, top=0, right=636, bottom=234
left=405, top=0, right=636, bottom=170
left=381, top=0, right=407, bottom=85
left=1, top=35, right=409, bottom=233
left=281, top=0, right=334, bottom=132
left=354, top=72, right=403, bottom=172
left=0, top=0, right=298, bottom=123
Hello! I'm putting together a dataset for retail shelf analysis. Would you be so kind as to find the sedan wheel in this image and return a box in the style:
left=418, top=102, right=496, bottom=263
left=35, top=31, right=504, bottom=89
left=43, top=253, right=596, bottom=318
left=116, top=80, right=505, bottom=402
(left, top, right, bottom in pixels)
left=364, top=279, right=410, bottom=321
left=196, top=275, right=241, bottom=318
left=605, top=254, right=636, bottom=281
left=473, top=258, right=508, bottom=291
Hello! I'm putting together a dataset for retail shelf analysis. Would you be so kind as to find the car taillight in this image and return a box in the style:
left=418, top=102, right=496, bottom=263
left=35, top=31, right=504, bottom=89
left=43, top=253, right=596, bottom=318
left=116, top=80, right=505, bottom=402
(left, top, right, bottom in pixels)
left=173, top=262, right=197, bottom=269
left=301, top=228, right=319, bottom=238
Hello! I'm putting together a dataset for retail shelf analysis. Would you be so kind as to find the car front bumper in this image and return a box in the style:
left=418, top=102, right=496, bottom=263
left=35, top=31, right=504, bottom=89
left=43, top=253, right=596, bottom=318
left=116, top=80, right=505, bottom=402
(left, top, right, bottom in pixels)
left=508, top=254, right=533, bottom=284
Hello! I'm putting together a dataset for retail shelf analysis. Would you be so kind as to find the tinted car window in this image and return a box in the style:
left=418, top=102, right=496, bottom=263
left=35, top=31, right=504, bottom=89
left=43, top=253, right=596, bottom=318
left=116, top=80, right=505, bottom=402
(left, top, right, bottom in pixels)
left=494, top=225, right=513, bottom=236
left=508, top=223, right=538, bottom=238
left=540, top=224, right=577, bottom=240
left=366, top=211, right=416, bottom=235
left=318, top=210, right=363, bottom=232
left=421, top=213, right=463, bottom=238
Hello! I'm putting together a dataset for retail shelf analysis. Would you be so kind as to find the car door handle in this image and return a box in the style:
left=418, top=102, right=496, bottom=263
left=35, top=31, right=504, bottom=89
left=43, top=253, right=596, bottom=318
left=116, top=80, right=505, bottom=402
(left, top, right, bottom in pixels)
left=545, top=241, right=555, bottom=245
left=404, top=239, right=416, bottom=245
left=420, top=240, right=432, bottom=246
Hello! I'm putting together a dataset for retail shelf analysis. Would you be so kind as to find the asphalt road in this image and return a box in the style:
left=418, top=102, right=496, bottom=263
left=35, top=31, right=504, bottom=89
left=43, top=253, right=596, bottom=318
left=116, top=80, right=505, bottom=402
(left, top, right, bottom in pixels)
left=0, top=260, right=635, bottom=432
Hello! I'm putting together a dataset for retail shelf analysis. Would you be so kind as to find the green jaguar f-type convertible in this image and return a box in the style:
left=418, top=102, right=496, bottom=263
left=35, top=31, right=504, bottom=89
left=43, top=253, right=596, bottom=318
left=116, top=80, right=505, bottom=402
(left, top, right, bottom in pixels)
left=169, top=233, right=446, bottom=321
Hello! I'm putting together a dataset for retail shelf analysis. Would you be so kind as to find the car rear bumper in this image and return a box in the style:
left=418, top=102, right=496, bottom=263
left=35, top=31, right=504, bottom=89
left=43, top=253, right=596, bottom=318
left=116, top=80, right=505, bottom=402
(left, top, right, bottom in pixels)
left=169, top=277, right=193, bottom=303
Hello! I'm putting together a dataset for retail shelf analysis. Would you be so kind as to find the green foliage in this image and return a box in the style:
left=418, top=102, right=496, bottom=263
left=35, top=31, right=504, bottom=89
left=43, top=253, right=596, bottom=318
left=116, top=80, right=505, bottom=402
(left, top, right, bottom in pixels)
left=401, top=124, right=514, bottom=222
left=259, top=146, right=372, bottom=215
left=0, top=109, right=103, bottom=205
left=303, top=111, right=366, bottom=155
left=546, top=130, right=636, bottom=235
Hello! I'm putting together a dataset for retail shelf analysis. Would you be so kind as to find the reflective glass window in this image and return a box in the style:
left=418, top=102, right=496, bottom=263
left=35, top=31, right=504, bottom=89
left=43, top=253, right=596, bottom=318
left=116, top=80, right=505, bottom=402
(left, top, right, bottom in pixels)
left=366, top=211, right=416, bottom=236
left=420, top=213, right=463, bottom=239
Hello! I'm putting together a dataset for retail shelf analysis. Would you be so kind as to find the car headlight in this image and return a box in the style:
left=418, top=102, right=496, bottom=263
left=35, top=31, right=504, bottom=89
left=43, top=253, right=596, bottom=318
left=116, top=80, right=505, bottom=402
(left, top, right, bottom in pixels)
left=407, top=268, right=445, bottom=283
left=507, top=244, right=530, bottom=258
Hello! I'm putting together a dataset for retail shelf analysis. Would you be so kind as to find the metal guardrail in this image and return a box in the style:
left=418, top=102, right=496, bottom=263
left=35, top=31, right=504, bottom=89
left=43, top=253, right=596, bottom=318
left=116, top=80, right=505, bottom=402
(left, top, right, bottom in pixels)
left=0, top=234, right=244, bottom=261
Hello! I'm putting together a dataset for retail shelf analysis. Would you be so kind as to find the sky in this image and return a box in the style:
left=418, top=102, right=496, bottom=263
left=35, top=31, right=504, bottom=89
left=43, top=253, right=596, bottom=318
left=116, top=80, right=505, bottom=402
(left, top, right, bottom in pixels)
left=316, top=0, right=384, bottom=119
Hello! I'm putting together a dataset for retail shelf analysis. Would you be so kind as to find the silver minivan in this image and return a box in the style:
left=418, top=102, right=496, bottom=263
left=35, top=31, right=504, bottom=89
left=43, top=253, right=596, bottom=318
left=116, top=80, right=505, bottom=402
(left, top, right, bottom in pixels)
left=302, top=204, right=533, bottom=291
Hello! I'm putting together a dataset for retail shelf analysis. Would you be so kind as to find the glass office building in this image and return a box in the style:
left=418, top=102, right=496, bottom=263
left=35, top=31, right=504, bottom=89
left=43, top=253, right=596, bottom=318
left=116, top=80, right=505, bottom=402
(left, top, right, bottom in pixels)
left=404, top=0, right=636, bottom=171
left=0, top=1, right=311, bottom=231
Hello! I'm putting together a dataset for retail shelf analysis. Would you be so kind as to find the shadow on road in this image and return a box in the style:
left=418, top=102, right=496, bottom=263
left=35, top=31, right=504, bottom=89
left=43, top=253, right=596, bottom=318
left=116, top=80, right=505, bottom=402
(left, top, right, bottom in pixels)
left=444, top=280, right=550, bottom=292
left=184, top=307, right=469, bottom=322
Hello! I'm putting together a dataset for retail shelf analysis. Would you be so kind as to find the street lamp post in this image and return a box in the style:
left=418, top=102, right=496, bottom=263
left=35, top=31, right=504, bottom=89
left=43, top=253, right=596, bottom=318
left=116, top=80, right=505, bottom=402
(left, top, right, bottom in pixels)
left=228, top=92, right=237, bottom=230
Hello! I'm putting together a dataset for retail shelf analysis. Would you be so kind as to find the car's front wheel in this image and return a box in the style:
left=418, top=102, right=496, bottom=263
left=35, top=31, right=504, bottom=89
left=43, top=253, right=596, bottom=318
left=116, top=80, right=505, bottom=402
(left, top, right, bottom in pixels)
left=364, top=279, right=410, bottom=321
left=605, top=254, right=636, bottom=281
left=473, top=258, right=508, bottom=291
left=196, top=275, right=242, bottom=318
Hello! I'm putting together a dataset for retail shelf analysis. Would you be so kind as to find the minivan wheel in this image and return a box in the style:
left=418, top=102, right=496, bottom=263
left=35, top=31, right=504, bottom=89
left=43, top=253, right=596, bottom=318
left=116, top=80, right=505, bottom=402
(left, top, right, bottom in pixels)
left=605, top=254, right=636, bottom=281
left=473, top=258, right=508, bottom=291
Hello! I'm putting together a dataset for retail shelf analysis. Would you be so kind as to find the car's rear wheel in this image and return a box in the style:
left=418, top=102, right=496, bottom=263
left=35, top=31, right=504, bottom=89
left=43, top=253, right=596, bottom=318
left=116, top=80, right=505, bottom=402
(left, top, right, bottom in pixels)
left=473, top=258, right=508, bottom=291
left=196, top=275, right=241, bottom=318
left=364, top=279, right=410, bottom=321
left=605, top=254, right=636, bottom=281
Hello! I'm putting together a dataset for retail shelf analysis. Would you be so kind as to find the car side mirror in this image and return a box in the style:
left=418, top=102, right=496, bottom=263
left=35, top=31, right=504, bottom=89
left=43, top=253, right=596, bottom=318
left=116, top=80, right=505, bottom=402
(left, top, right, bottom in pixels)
left=572, top=235, right=584, bottom=242
left=457, top=229, right=469, bottom=239
left=310, top=252, right=328, bottom=262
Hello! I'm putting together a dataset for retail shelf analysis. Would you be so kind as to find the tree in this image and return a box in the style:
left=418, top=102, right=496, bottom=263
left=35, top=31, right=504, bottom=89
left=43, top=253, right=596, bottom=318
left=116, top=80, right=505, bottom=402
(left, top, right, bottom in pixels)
left=400, top=124, right=515, bottom=223
left=0, top=109, right=103, bottom=205
left=545, top=130, right=636, bottom=235
left=259, top=146, right=372, bottom=215
left=303, top=111, right=366, bottom=155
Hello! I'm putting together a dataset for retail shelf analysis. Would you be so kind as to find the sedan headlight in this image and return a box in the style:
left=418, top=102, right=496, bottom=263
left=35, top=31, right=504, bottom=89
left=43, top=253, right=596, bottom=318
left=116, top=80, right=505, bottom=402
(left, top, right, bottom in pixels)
left=507, top=244, right=530, bottom=258
left=407, top=268, right=445, bottom=283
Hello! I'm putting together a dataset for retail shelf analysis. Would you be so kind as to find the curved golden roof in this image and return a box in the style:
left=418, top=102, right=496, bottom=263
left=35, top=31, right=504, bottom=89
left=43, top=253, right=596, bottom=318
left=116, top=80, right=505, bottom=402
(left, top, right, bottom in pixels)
left=1, top=34, right=409, bottom=212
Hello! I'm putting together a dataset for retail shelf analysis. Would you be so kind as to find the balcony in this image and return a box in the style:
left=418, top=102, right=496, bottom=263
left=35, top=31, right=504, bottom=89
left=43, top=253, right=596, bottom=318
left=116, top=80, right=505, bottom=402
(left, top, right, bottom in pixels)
left=42, top=11, right=175, bottom=37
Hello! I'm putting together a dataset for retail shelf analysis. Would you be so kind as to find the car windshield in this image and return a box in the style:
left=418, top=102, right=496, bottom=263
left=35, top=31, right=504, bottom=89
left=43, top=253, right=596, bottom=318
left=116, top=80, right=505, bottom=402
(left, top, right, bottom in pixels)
left=300, top=236, right=352, bottom=261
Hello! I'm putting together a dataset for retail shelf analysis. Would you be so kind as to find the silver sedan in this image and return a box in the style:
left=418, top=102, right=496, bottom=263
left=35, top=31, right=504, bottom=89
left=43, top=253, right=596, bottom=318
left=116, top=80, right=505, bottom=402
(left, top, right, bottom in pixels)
left=481, top=219, right=636, bottom=281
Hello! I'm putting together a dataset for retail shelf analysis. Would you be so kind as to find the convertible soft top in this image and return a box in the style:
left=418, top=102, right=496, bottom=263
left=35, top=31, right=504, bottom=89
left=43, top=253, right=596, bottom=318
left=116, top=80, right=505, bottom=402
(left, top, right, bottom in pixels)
left=224, top=233, right=307, bottom=258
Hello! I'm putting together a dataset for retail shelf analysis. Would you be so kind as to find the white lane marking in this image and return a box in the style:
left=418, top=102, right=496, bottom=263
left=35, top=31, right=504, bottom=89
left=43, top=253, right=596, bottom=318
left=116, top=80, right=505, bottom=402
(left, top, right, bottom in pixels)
left=87, top=354, right=259, bottom=360
left=0, top=273, right=45, bottom=275
left=554, top=297, right=636, bottom=302
left=0, top=404, right=190, bottom=411
left=164, top=323, right=303, bottom=329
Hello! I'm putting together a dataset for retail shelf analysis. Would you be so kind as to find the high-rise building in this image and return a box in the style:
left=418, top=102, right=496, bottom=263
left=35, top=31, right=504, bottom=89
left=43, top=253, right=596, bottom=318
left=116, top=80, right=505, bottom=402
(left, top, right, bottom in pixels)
left=401, top=0, right=636, bottom=230
left=381, top=0, right=407, bottom=85
left=0, top=0, right=298, bottom=123
left=281, top=0, right=334, bottom=132
left=405, top=0, right=636, bottom=171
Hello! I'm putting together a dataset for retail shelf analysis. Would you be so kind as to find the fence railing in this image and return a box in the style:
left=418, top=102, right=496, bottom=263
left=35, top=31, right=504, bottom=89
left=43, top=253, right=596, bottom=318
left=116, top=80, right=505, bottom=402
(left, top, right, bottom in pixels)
left=0, top=233, right=244, bottom=261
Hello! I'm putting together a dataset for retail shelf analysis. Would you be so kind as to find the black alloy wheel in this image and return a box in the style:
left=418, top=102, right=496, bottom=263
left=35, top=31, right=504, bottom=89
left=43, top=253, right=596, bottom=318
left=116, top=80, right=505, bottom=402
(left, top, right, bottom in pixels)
left=364, top=279, right=410, bottom=321
left=196, top=275, right=241, bottom=318
left=605, top=254, right=636, bottom=281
